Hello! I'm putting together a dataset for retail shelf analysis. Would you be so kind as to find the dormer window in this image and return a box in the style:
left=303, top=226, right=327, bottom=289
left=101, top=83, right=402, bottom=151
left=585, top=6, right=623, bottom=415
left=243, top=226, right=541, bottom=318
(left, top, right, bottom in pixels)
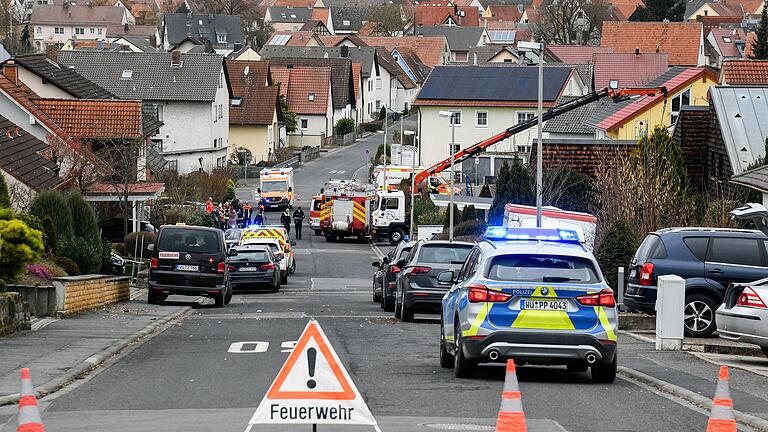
left=723, top=36, right=732, bottom=43
left=231, top=97, right=242, bottom=106
left=308, top=92, right=315, bottom=101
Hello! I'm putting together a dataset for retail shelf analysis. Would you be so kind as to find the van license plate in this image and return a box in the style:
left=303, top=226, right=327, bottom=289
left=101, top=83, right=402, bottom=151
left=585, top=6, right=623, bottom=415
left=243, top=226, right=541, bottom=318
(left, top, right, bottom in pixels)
left=175, top=265, right=199, bottom=272
left=522, top=299, right=568, bottom=311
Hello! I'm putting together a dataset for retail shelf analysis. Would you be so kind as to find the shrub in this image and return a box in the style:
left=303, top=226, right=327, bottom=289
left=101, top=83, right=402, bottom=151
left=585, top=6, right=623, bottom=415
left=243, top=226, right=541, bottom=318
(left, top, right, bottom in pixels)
left=479, top=184, right=492, bottom=198
left=0, top=218, right=44, bottom=283
left=40, top=261, right=67, bottom=278
left=41, top=215, right=57, bottom=254
left=596, top=219, right=639, bottom=291
left=124, top=232, right=157, bottom=258
left=461, top=205, right=479, bottom=222
left=417, top=210, right=443, bottom=225
left=101, top=239, right=114, bottom=274
left=0, top=173, right=10, bottom=209
left=360, top=121, right=383, bottom=133
left=26, top=263, right=52, bottom=280
left=443, top=204, right=461, bottom=228
left=453, top=219, right=487, bottom=238
left=52, top=256, right=80, bottom=276
left=67, top=193, right=100, bottom=243
left=15, top=212, right=42, bottom=232
left=57, top=236, right=101, bottom=274
left=226, top=179, right=236, bottom=201
left=335, top=118, right=355, bottom=136
left=375, top=143, right=391, bottom=163
left=30, top=190, right=73, bottom=240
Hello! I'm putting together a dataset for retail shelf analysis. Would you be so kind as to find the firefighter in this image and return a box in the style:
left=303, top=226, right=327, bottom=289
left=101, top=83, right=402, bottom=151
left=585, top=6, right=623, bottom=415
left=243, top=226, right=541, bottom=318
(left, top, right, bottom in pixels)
left=293, top=207, right=305, bottom=240
left=241, top=201, right=253, bottom=226
left=280, top=208, right=292, bottom=236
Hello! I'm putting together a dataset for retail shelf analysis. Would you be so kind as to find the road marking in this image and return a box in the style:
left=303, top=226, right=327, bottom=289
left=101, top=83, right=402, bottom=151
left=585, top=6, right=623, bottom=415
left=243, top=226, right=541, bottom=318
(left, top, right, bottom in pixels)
left=281, top=341, right=297, bottom=352
left=227, top=341, right=270, bottom=353
left=328, top=170, right=347, bottom=174
left=30, top=317, right=59, bottom=331
left=190, top=313, right=396, bottom=320
left=368, top=240, right=385, bottom=260
left=352, top=163, right=369, bottom=182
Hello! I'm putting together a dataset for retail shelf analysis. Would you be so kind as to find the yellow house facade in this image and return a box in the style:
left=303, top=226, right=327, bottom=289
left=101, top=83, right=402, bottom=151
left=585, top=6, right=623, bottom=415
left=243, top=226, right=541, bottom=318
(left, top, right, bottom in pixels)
left=596, top=68, right=718, bottom=140
left=230, top=109, right=280, bottom=163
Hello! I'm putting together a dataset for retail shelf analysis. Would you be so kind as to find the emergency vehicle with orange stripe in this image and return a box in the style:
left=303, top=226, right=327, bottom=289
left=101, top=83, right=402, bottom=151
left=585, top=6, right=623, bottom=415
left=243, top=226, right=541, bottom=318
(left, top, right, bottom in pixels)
left=439, top=226, right=618, bottom=383
left=258, top=168, right=294, bottom=210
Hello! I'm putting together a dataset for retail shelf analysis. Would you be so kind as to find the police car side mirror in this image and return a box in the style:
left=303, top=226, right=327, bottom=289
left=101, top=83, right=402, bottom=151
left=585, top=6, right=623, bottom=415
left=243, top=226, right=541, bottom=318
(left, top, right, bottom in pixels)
left=147, top=244, right=154, bottom=252
left=372, top=261, right=380, bottom=268
left=437, top=270, right=455, bottom=284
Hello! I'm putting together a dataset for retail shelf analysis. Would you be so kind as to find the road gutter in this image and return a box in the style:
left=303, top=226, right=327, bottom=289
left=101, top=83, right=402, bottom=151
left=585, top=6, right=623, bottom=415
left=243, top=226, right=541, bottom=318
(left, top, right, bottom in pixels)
left=0, top=306, right=193, bottom=406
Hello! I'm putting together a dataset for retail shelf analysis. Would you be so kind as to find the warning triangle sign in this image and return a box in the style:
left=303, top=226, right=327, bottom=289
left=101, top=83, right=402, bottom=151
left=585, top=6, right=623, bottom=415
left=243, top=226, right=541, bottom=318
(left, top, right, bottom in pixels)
left=247, top=320, right=378, bottom=426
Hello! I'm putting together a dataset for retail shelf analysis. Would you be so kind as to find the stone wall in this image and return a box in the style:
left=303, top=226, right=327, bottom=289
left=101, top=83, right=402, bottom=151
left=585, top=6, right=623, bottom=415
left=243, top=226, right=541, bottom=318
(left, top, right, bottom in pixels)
left=0, top=292, right=30, bottom=336
left=7, top=284, right=56, bottom=317
left=52, top=275, right=130, bottom=315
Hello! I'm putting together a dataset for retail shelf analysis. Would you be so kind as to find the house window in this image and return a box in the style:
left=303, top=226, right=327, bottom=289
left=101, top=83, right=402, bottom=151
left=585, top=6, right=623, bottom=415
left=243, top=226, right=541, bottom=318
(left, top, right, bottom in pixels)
left=217, top=34, right=227, bottom=43
left=219, top=72, right=223, bottom=88
left=503, top=58, right=513, bottom=63
left=723, top=36, right=732, bottom=43
left=121, top=69, right=133, bottom=80
left=454, top=52, right=468, bottom=62
left=166, top=160, right=178, bottom=172
left=301, top=119, right=309, bottom=130
left=97, top=28, right=102, bottom=35
left=376, top=100, right=381, bottom=110
left=670, top=88, right=691, bottom=125
left=517, top=112, right=535, bottom=124
left=219, top=104, right=223, bottom=119
left=476, top=111, right=488, bottom=127
left=450, top=143, right=460, bottom=154
left=308, top=92, right=315, bottom=101
left=54, top=27, right=64, bottom=35
left=89, top=27, right=94, bottom=33
left=74, top=27, right=84, bottom=35
left=448, top=111, right=462, bottom=126
left=36, top=26, right=41, bottom=34
left=376, top=77, right=382, bottom=89
left=157, top=104, right=163, bottom=122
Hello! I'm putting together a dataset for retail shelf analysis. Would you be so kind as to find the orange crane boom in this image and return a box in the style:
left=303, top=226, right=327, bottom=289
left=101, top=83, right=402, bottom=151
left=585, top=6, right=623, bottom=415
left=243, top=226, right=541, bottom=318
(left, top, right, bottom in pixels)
left=413, top=86, right=668, bottom=186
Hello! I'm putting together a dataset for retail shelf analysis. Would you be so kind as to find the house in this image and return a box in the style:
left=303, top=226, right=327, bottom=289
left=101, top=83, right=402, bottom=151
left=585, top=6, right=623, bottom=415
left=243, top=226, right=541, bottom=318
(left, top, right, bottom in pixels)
left=600, top=22, right=705, bottom=67
left=265, top=7, right=313, bottom=32
left=685, top=0, right=763, bottom=20
left=486, top=28, right=520, bottom=45
left=358, top=35, right=450, bottom=68
left=545, top=45, right=614, bottom=63
left=416, top=26, right=488, bottom=62
left=229, top=45, right=262, bottom=60
left=104, top=23, right=158, bottom=41
left=720, top=59, right=768, bottom=84
left=376, top=47, right=417, bottom=112
left=589, top=67, right=718, bottom=140
left=606, top=0, right=643, bottom=20
left=300, top=20, right=332, bottom=36
left=161, top=13, right=244, bottom=55
left=115, top=0, right=158, bottom=25
left=592, top=51, right=668, bottom=90
left=58, top=51, right=232, bottom=173
left=706, top=28, right=747, bottom=68
left=9, top=51, right=114, bottom=99
left=271, top=66, right=333, bottom=147
left=462, top=46, right=520, bottom=64
left=267, top=31, right=322, bottom=46
left=414, top=65, right=584, bottom=173
left=112, top=36, right=159, bottom=52
left=226, top=60, right=284, bottom=164
left=310, top=7, right=333, bottom=33
left=391, top=47, right=430, bottom=87
left=414, top=5, right=481, bottom=27
left=31, top=4, right=127, bottom=51
left=330, top=7, right=370, bottom=34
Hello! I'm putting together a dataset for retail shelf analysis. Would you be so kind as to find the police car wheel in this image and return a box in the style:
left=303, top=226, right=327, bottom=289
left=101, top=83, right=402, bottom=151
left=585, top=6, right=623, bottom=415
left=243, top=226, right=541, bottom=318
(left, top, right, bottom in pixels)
left=280, top=271, right=288, bottom=285
left=454, top=323, right=476, bottom=378
left=591, top=355, right=617, bottom=383
left=440, top=323, right=454, bottom=368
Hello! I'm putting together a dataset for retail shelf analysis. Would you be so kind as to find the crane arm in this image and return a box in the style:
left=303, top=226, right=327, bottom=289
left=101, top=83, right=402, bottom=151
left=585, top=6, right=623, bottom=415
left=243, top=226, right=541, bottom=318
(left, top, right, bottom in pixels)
left=413, top=86, right=667, bottom=186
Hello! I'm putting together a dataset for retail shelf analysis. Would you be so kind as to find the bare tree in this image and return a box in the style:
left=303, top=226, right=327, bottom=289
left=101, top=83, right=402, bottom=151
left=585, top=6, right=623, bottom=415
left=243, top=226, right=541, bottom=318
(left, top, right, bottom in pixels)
left=533, top=0, right=610, bottom=45
left=43, top=134, right=101, bottom=193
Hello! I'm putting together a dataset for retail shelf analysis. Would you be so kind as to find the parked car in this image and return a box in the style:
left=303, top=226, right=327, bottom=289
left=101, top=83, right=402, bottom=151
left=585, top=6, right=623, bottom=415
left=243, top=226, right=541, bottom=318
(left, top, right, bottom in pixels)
left=147, top=225, right=231, bottom=307
left=394, top=240, right=473, bottom=322
left=372, top=251, right=393, bottom=303
left=625, top=226, right=768, bottom=337
left=227, top=244, right=281, bottom=292
left=440, top=227, right=618, bottom=382
left=240, top=237, right=291, bottom=284
left=381, top=240, right=417, bottom=312
left=224, top=228, right=242, bottom=251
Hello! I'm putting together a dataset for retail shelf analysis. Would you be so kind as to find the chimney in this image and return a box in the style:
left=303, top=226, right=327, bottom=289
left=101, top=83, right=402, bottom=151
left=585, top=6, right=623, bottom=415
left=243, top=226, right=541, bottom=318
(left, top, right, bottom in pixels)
left=87, top=1, right=92, bottom=7
left=171, top=50, right=182, bottom=67
left=63, top=1, right=69, bottom=9
left=124, top=23, right=129, bottom=32
left=340, top=45, right=349, bottom=57
left=635, top=46, right=640, bottom=55
left=46, top=44, right=59, bottom=63
left=473, top=51, right=477, bottom=64
left=3, top=60, right=18, bottom=86
left=204, top=39, right=212, bottom=52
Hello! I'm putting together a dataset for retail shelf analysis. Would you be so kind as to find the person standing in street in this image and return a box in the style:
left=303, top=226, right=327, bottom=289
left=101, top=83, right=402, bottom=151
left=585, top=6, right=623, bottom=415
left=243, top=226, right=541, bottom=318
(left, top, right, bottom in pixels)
left=293, top=207, right=305, bottom=240
left=280, top=208, right=291, bottom=236
left=241, top=201, right=253, bottom=226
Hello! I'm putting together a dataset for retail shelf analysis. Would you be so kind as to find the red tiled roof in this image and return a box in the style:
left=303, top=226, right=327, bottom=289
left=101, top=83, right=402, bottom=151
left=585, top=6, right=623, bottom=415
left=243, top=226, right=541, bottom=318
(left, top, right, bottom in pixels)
left=33, top=98, right=144, bottom=138
left=311, top=7, right=329, bottom=24
left=351, top=62, right=361, bottom=103
left=740, top=0, right=765, bottom=14
left=271, top=0, right=316, bottom=6
left=271, top=66, right=331, bottom=115
left=415, top=5, right=481, bottom=26
left=486, top=5, right=523, bottom=22
left=721, top=60, right=768, bottom=84
left=595, top=68, right=715, bottom=131
left=226, top=60, right=279, bottom=126
left=701, top=16, right=744, bottom=34
left=710, top=28, right=747, bottom=58
left=87, top=182, right=165, bottom=195
left=483, top=20, right=517, bottom=30
left=592, top=52, right=668, bottom=89
left=601, top=21, right=703, bottom=66
left=610, top=3, right=638, bottom=20
left=358, top=36, right=447, bottom=67
left=546, top=45, right=614, bottom=63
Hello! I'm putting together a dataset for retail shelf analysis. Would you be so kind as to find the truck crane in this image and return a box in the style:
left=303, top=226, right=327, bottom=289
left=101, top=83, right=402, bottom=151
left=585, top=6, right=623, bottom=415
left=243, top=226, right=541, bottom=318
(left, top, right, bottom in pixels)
left=413, top=86, right=669, bottom=186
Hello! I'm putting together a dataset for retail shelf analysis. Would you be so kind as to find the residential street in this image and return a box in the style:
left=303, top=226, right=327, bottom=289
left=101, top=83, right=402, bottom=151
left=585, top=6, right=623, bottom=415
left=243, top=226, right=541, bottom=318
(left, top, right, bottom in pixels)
left=3, top=134, right=768, bottom=432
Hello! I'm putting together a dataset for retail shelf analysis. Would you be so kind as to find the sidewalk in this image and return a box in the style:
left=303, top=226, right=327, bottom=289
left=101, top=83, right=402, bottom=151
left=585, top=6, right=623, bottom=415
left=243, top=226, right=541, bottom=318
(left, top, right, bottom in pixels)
left=0, top=295, right=190, bottom=405
left=619, top=332, right=768, bottom=427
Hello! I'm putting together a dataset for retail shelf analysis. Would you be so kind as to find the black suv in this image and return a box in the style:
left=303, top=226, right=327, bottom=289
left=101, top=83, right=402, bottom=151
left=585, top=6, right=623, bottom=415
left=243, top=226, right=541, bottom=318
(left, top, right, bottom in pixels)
left=625, top=228, right=768, bottom=336
left=148, top=225, right=231, bottom=307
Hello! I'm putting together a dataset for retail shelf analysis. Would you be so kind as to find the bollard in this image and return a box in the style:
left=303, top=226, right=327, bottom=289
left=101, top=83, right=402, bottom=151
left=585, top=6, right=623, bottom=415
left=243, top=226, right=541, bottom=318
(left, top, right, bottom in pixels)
left=617, top=267, right=625, bottom=311
left=655, top=275, right=685, bottom=350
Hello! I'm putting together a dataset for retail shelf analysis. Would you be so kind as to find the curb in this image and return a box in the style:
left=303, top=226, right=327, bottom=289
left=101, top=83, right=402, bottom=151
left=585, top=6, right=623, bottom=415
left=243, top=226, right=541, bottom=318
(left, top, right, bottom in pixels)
left=618, top=366, right=768, bottom=432
left=683, top=342, right=764, bottom=357
left=0, top=306, right=192, bottom=406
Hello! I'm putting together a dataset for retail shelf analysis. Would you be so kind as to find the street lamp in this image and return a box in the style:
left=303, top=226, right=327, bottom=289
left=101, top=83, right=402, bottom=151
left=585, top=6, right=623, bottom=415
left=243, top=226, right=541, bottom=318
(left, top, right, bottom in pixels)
left=404, top=129, right=416, bottom=239
left=517, top=40, right=544, bottom=228
left=439, top=110, right=457, bottom=242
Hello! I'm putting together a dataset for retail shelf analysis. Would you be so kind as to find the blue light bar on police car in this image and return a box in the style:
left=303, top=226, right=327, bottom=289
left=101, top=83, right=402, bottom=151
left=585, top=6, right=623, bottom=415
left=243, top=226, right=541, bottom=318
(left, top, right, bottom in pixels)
left=484, top=227, right=583, bottom=243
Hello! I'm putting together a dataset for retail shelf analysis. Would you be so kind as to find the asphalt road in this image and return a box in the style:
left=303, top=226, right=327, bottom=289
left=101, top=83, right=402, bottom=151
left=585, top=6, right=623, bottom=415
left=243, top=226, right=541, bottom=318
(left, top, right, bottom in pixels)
left=24, top=130, right=712, bottom=432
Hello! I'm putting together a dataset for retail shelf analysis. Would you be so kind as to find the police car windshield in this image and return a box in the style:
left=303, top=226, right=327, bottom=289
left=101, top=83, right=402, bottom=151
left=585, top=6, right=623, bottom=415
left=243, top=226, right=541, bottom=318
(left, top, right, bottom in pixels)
left=231, top=251, right=270, bottom=261
left=262, top=181, right=287, bottom=192
left=418, top=245, right=472, bottom=264
left=158, top=229, right=220, bottom=254
left=488, top=255, right=599, bottom=284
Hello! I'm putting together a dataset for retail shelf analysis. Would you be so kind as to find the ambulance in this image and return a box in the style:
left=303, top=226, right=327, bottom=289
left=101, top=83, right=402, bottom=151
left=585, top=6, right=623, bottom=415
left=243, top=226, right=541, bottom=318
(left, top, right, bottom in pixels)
left=239, top=226, right=296, bottom=283
left=258, top=168, right=294, bottom=210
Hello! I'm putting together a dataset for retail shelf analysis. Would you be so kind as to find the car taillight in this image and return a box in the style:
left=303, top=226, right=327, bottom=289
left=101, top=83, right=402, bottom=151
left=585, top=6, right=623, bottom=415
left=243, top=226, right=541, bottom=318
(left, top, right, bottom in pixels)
left=576, top=289, right=616, bottom=307
left=468, top=284, right=512, bottom=303
left=150, top=258, right=158, bottom=269
left=217, top=262, right=226, bottom=273
left=260, top=262, right=276, bottom=270
left=391, top=266, right=401, bottom=273
left=410, top=266, right=432, bottom=274
left=639, top=263, right=654, bottom=286
left=736, top=287, right=767, bottom=308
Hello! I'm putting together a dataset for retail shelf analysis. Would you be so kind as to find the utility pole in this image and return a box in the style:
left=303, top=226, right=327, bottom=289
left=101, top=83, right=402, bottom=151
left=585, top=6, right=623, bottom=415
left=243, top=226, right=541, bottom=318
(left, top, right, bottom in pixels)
left=535, top=41, right=544, bottom=228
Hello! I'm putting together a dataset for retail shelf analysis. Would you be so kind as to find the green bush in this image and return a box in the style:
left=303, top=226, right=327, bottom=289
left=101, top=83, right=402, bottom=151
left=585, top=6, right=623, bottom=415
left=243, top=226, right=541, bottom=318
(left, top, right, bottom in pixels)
left=443, top=204, right=461, bottom=228
left=15, top=212, right=42, bottom=232
left=124, top=232, right=157, bottom=258
left=101, top=239, right=114, bottom=274
left=596, top=219, right=639, bottom=291
left=335, top=118, right=355, bottom=136
left=417, top=210, right=443, bottom=225
left=67, top=193, right=100, bottom=243
left=30, top=190, right=73, bottom=240
left=479, top=184, right=492, bottom=198
left=461, top=205, right=479, bottom=222
left=41, top=215, right=57, bottom=254
left=453, top=219, right=487, bottom=238
left=0, top=173, right=10, bottom=209
left=52, top=256, right=80, bottom=276
left=375, top=143, right=391, bottom=163
left=360, top=121, right=383, bottom=133
left=0, top=218, right=44, bottom=282
left=226, top=179, right=236, bottom=201
left=57, top=236, right=102, bottom=274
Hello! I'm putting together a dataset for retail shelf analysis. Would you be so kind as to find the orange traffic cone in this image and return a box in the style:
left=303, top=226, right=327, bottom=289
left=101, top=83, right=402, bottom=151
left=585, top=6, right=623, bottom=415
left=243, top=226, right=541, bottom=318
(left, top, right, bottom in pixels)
left=706, top=366, right=736, bottom=432
left=495, top=360, right=527, bottom=432
left=17, top=368, right=45, bottom=432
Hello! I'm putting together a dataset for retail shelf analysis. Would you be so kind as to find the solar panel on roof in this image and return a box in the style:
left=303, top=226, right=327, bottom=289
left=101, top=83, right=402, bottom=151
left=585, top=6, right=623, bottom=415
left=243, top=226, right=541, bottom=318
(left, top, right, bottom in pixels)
left=489, top=30, right=515, bottom=42
left=271, top=34, right=291, bottom=45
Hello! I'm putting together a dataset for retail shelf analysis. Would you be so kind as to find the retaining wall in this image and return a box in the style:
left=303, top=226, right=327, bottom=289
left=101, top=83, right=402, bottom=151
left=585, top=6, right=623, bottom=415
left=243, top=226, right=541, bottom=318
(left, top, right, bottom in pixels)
left=7, top=284, right=56, bottom=317
left=52, top=275, right=131, bottom=315
left=0, top=292, right=30, bottom=336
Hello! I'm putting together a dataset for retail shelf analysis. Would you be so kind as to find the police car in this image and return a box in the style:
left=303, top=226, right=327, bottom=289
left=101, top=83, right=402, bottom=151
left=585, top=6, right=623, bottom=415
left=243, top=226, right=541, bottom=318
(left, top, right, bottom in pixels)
left=438, top=227, right=618, bottom=382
